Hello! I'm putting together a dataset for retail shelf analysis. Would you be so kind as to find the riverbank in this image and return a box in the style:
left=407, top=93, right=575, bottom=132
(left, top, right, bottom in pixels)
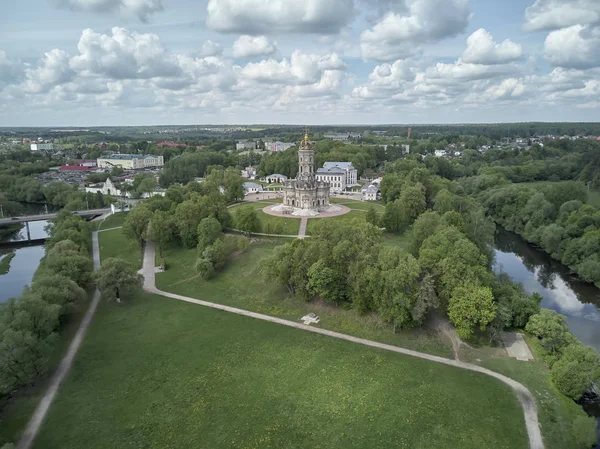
left=0, top=213, right=96, bottom=447
left=0, top=252, right=15, bottom=275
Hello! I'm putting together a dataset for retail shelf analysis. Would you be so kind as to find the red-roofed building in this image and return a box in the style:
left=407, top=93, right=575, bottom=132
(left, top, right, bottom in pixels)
left=59, top=165, right=93, bottom=171
left=157, top=141, right=186, bottom=147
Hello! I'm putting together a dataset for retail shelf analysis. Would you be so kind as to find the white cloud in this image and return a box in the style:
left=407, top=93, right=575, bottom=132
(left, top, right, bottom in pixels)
left=206, top=0, right=355, bottom=34
left=360, top=0, right=471, bottom=61
left=544, top=24, right=600, bottom=69
left=232, top=36, right=277, bottom=58
left=524, top=0, right=600, bottom=31
left=0, top=50, right=24, bottom=88
left=462, top=29, right=523, bottom=65
left=69, top=27, right=182, bottom=79
left=55, top=0, right=163, bottom=22
left=198, top=40, right=223, bottom=57
left=24, top=49, right=75, bottom=93
left=241, top=50, right=345, bottom=84
left=465, top=78, right=526, bottom=104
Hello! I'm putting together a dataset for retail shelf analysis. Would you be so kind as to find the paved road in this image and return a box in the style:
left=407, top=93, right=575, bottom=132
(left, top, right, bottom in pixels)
left=17, top=232, right=103, bottom=449
left=0, top=208, right=110, bottom=225
left=142, top=242, right=544, bottom=449
left=298, top=218, right=308, bottom=239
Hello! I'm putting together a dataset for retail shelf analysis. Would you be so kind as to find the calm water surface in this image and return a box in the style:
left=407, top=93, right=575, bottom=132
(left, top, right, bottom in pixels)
left=493, top=229, right=600, bottom=353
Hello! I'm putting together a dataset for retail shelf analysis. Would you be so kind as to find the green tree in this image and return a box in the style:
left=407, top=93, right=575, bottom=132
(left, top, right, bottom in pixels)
left=382, top=200, right=404, bottom=232
left=195, top=257, right=214, bottom=280
left=197, top=217, right=223, bottom=253
left=307, top=259, right=346, bottom=304
left=44, top=241, right=93, bottom=287
left=365, top=206, right=379, bottom=226
left=400, top=182, right=427, bottom=222
left=94, top=258, right=143, bottom=303
left=29, top=274, right=86, bottom=315
left=525, top=309, right=572, bottom=355
left=148, top=210, right=176, bottom=257
left=235, top=206, right=261, bottom=234
left=174, top=199, right=205, bottom=248
left=448, top=285, right=496, bottom=339
left=433, top=189, right=455, bottom=214
left=123, top=206, right=152, bottom=249
left=551, top=344, right=600, bottom=400
left=202, top=239, right=226, bottom=270
left=137, top=177, right=158, bottom=195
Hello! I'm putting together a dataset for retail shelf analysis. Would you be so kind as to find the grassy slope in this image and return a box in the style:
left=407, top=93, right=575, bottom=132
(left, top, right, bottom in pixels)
left=0, top=292, right=91, bottom=446
left=98, top=228, right=142, bottom=269
left=96, top=212, right=127, bottom=231
left=461, top=338, right=596, bottom=449
left=33, top=292, right=528, bottom=449
left=157, top=241, right=451, bottom=357
left=306, top=210, right=367, bottom=233
left=230, top=203, right=301, bottom=235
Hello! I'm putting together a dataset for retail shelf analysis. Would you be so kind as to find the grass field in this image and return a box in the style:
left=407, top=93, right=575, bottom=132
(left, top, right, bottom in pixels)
left=98, top=227, right=142, bottom=269
left=461, top=338, right=597, bottom=449
left=32, top=292, right=528, bottom=449
left=230, top=203, right=301, bottom=235
left=157, top=241, right=451, bottom=357
left=306, top=210, right=367, bottom=233
left=95, top=212, right=127, bottom=231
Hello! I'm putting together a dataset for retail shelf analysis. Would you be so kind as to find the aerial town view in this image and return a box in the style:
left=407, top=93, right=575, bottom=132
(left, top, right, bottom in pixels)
left=1, top=1, right=600, bottom=449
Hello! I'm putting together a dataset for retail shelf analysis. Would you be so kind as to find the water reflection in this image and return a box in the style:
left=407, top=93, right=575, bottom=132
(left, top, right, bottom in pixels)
left=9, top=220, right=51, bottom=242
left=493, top=229, right=600, bottom=353
left=0, top=245, right=45, bottom=302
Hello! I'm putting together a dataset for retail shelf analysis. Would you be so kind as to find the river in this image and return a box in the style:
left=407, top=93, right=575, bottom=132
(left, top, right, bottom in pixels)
left=493, top=228, right=600, bottom=354
left=494, top=228, right=600, bottom=432
left=0, top=203, right=51, bottom=303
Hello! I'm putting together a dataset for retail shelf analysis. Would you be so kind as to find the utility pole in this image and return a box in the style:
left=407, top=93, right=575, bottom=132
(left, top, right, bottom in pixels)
left=0, top=204, right=3, bottom=218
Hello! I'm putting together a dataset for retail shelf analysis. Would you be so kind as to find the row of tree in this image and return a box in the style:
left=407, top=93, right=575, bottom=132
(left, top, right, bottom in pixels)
left=479, top=182, right=600, bottom=286
left=0, top=212, right=93, bottom=393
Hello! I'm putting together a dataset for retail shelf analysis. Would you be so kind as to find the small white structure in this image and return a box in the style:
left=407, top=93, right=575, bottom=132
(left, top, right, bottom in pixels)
left=97, top=154, right=164, bottom=169
left=86, top=178, right=122, bottom=196
left=402, top=144, right=410, bottom=155
left=243, top=182, right=263, bottom=194
left=265, top=141, right=295, bottom=152
left=434, top=149, right=447, bottom=158
left=241, top=166, right=257, bottom=179
left=30, top=143, right=54, bottom=151
left=316, top=162, right=359, bottom=193
left=265, top=174, right=288, bottom=183
left=300, top=313, right=320, bottom=325
left=236, top=140, right=257, bottom=151
left=362, top=184, right=379, bottom=201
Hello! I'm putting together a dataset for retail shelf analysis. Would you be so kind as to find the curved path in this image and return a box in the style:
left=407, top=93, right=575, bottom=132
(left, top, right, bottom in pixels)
left=18, top=232, right=102, bottom=449
left=142, top=240, right=544, bottom=449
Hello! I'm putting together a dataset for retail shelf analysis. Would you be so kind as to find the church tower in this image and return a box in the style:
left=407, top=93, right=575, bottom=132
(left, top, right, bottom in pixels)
left=297, top=130, right=315, bottom=183
left=281, top=128, right=330, bottom=213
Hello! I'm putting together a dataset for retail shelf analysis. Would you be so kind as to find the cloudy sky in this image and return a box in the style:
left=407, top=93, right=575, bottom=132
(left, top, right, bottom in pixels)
left=1, top=0, right=599, bottom=126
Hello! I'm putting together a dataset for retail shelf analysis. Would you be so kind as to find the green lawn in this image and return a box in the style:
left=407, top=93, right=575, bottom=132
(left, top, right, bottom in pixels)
left=32, top=292, right=528, bottom=449
left=306, top=210, right=367, bottom=234
left=332, top=201, right=385, bottom=212
left=382, top=232, right=411, bottom=249
left=95, top=212, right=128, bottom=231
left=157, top=240, right=451, bottom=357
left=230, top=204, right=301, bottom=235
left=461, top=338, right=597, bottom=449
left=98, top=228, right=142, bottom=269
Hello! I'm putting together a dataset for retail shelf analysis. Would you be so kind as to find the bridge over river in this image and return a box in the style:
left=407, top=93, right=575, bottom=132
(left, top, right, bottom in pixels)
left=0, top=208, right=110, bottom=225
